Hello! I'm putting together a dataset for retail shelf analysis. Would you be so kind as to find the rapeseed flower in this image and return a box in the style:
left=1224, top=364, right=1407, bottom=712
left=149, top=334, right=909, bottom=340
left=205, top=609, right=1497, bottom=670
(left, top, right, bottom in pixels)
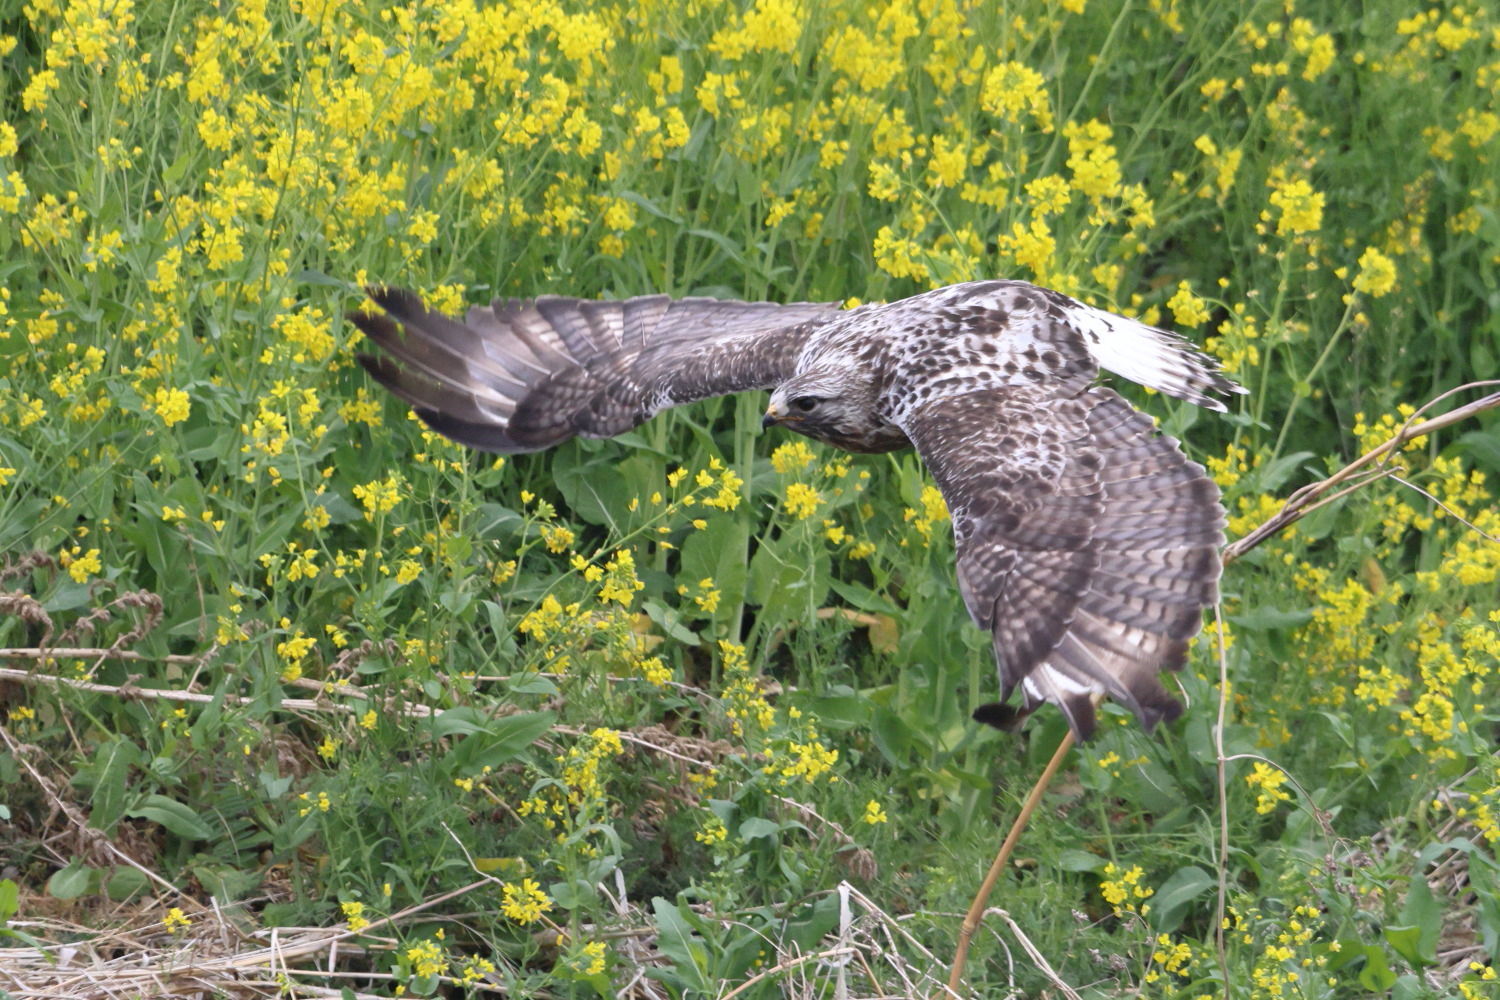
left=500, top=878, right=552, bottom=924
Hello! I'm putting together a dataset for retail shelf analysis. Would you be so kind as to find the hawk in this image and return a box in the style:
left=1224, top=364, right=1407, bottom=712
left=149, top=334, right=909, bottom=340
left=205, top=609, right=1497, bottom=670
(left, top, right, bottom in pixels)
left=351, top=280, right=1243, bottom=739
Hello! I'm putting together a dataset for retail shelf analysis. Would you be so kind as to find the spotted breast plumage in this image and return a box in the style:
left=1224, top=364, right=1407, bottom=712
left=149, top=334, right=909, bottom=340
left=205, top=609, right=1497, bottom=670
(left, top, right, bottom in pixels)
left=351, top=279, right=1245, bottom=739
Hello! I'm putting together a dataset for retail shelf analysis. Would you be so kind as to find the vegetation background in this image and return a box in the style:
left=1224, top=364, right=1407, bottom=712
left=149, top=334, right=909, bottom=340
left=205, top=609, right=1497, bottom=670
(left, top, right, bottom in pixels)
left=1, top=0, right=1497, bottom=996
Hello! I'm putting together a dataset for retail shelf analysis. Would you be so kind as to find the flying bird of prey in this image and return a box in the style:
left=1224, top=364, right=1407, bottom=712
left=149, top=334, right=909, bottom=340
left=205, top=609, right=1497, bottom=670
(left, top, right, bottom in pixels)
left=351, top=280, right=1244, bottom=739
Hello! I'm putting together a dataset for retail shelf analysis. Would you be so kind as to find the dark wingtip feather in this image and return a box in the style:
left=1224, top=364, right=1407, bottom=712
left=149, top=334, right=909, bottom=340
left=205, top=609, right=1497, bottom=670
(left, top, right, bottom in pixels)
left=973, top=701, right=1032, bottom=732
left=1058, top=693, right=1098, bottom=741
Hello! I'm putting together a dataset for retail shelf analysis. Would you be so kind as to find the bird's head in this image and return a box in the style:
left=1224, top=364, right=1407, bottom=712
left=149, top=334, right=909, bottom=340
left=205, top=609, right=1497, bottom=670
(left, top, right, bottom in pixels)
left=763, top=369, right=874, bottom=449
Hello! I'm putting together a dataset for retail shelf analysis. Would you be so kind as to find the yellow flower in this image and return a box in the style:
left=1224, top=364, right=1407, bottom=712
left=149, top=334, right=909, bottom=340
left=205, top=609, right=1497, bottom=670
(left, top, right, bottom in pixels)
left=162, top=907, right=190, bottom=933
left=1167, top=281, right=1211, bottom=328
left=341, top=901, right=369, bottom=932
left=405, top=938, right=448, bottom=977
left=695, top=815, right=729, bottom=844
left=1352, top=247, right=1396, bottom=298
left=352, top=475, right=402, bottom=519
left=771, top=440, right=817, bottom=474
left=576, top=940, right=607, bottom=976
left=782, top=482, right=821, bottom=520
left=1098, top=863, right=1153, bottom=915
left=1245, top=761, right=1292, bottom=813
left=862, top=799, right=888, bottom=824
left=980, top=60, right=1052, bottom=131
left=1268, top=176, right=1324, bottom=236
left=500, top=878, right=553, bottom=924
left=541, top=524, right=575, bottom=553
left=62, top=546, right=102, bottom=583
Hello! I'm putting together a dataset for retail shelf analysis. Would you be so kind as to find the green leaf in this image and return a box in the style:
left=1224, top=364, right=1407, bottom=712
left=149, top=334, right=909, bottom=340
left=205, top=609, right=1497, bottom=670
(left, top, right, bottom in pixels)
left=651, top=897, right=712, bottom=992
left=619, top=190, right=682, bottom=224
left=107, top=866, right=151, bottom=901
left=1149, top=865, right=1216, bottom=933
left=1253, top=450, right=1316, bottom=492
left=747, top=533, right=829, bottom=626
left=870, top=705, right=916, bottom=767
left=430, top=706, right=488, bottom=737
left=1056, top=850, right=1108, bottom=873
left=443, top=711, right=555, bottom=774
left=680, top=516, right=749, bottom=615
left=1358, top=945, right=1398, bottom=990
left=1389, top=874, right=1440, bottom=967
left=127, top=794, right=215, bottom=841
left=505, top=673, right=560, bottom=696
left=551, top=446, right=632, bottom=528
left=86, top=736, right=137, bottom=834
left=642, top=599, right=700, bottom=646
left=1228, top=605, right=1313, bottom=631
left=0, top=878, right=18, bottom=922
left=738, top=817, right=780, bottom=841
left=47, top=861, right=97, bottom=900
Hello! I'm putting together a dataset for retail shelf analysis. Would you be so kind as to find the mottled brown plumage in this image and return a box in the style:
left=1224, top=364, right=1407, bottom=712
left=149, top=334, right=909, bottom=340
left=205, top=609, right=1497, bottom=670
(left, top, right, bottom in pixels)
left=351, top=280, right=1244, bottom=739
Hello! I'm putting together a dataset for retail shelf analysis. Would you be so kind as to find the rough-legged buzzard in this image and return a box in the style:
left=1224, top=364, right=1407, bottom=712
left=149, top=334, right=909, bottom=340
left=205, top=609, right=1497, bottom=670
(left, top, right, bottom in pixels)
left=351, top=280, right=1243, bottom=739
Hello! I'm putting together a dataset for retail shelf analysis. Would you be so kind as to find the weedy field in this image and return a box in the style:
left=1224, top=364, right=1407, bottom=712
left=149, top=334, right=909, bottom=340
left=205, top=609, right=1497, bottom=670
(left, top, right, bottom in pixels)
left=1, top=0, right=1498, bottom=997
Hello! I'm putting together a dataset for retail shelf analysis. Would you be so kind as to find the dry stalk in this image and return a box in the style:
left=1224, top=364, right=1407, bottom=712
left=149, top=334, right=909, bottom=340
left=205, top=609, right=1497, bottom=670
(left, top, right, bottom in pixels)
left=1224, top=380, right=1499, bottom=564
left=987, top=909, right=1082, bottom=1000
left=0, top=664, right=437, bottom=722
left=944, top=722, right=1079, bottom=998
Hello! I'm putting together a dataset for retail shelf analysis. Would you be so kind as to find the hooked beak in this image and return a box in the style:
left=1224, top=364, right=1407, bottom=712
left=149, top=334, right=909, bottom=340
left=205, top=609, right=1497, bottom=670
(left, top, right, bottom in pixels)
left=761, top=404, right=783, bottom=430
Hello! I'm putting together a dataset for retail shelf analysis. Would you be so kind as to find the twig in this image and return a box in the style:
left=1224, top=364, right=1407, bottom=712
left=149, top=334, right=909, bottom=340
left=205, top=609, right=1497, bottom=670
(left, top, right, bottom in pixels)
left=1212, top=600, right=1231, bottom=999
left=716, top=947, right=859, bottom=1000
left=1224, top=382, right=1500, bottom=563
left=1389, top=474, right=1500, bottom=543
left=988, top=909, right=1082, bottom=1000
left=945, top=724, right=1078, bottom=998
left=0, top=664, right=436, bottom=718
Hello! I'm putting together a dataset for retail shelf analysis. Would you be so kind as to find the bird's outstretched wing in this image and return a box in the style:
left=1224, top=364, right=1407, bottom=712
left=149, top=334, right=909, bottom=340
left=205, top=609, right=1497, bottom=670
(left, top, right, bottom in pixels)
left=899, top=384, right=1225, bottom=740
left=350, top=287, right=843, bottom=452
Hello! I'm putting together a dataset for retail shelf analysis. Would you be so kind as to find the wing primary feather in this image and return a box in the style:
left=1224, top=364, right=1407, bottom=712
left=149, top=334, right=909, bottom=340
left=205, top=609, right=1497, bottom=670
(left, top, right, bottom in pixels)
left=353, top=286, right=840, bottom=454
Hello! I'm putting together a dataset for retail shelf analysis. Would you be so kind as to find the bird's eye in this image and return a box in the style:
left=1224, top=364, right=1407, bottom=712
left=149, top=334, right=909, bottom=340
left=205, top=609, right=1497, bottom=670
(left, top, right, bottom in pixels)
left=792, top=396, right=819, bottom=413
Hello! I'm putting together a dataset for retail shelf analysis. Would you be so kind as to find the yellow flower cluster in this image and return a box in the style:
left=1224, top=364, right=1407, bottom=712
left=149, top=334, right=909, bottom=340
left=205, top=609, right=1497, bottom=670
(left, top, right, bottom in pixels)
left=903, top=484, right=950, bottom=544
left=1098, top=862, right=1153, bottom=918
left=500, top=877, right=553, bottom=925
left=1244, top=761, right=1292, bottom=814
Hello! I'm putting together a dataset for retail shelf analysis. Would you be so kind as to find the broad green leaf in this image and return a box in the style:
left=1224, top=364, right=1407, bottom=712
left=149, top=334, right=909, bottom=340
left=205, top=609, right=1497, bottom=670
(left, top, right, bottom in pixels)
left=738, top=817, right=780, bottom=841
left=1149, top=865, right=1216, bottom=932
left=1390, top=874, right=1440, bottom=967
left=1228, top=605, right=1313, bottom=631
left=651, top=897, right=712, bottom=992
left=47, top=861, right=97, bottom=901
left=443, top=711, right=555, bottom=775
left=430, top=706, right=489, bottom=737
left=1057, top=850, right=1108, bottom=873
left=128, top=795, right=214, bottom=841
left=107, top=866, right=150, bottom=901
left=86, top=736, right=137, bottom=834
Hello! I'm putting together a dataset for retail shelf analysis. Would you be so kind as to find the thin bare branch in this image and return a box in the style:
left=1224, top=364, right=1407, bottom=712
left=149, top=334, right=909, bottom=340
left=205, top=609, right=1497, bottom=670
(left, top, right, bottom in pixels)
left=945, top=722, right=1079, bottom=998
left=1389, top=474, right=1500, bottom=543
left=1224, top=383, right=1500, bottom=563
left=0, top=664, right=436, bottom=719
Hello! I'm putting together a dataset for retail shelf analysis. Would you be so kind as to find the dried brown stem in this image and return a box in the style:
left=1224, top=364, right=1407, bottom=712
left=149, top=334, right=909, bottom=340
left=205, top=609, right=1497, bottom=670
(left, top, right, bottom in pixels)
left=1224, top=382, right=1500, bottom=564
left=0, top=664, right=436, bottom=719
left=944, top=724, right=1078, bottom=998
